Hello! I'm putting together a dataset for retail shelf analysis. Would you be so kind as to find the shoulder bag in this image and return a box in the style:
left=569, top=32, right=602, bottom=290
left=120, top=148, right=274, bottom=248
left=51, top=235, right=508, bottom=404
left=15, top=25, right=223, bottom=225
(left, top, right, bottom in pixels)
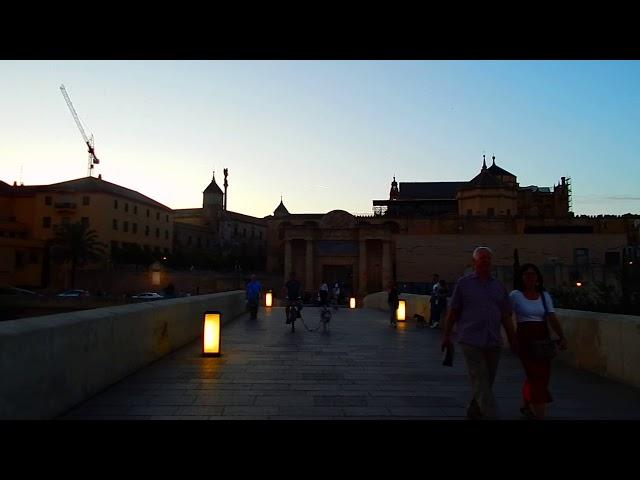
left=529, top=292, right=558, bottom=360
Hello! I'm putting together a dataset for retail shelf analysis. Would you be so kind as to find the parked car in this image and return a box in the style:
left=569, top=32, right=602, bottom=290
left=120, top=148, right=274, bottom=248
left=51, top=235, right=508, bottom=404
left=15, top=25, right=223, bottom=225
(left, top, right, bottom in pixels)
left=131, top=292, right=164, bottom=300
left=56, top=290, right=90, bottom=297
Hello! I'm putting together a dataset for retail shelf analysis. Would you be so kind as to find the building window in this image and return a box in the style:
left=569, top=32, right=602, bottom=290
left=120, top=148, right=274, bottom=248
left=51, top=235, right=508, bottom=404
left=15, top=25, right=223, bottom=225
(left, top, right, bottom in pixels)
left=113, top=219, right=118, bottom=230
left=251, top=228, right=255, bottom=238
left=234, top=225, right=238, bottom=236
left=29, top=251, right=39, bottom=263
left=43, top=217, right=51, bottom=228
left=243, top=228, right=246, bottom=238
left=134, top=205, right=138, bottom=214
left=206, top=239, right=210, bottom=247
left=45, top=196, right=52, bottom=206
left=146, top=209, right=150, bottom=218
left=123, top=221, right=129, bottom=233
left=82, top=196, right=90, bottom=206
left=506, top=209, right=511, bottom=217
left=574, top=248, right=589, bottom=266
left=259, top=231, right=262, bottom=240
left=15, top=251, right=26, bottom=268
left=165, top=230, right=169, bottom=240
left=156, top=212, right=160, bottom=221
left=133, top=223, right=137, bottom=234
left=165, top=214, right=169, bottom=223
left=145, top=225, right=149, bottom=236
left=197, top=237, right=202, bottom=247
left=487, top=208, right=495, bottom=217
left=467, top=209, right=472, bottom=217
left=81, top=217, right=89, bottom=227
left=605, top=251, right=621, bottom=267
left=155, top=228, right=160, bottom=238
left=188, top=236, right=192, bottom=246
left=114, top=199, right=118, bottom=209
left=125, top=203, right=129, bottom=212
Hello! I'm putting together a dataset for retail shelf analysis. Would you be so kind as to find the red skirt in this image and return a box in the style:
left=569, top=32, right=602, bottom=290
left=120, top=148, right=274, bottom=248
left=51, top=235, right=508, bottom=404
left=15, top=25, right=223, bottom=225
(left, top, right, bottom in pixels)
left=517, top=322, right=553, bottom=404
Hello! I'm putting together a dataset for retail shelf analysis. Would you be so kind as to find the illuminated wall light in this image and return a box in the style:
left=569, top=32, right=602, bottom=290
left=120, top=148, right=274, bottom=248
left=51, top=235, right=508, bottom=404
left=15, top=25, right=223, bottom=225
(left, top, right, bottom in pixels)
left=576, top=282, right=582, bottom=287
left=397, top=299, right=406, bottom=321
left=203, top=311, right=221, bottom=357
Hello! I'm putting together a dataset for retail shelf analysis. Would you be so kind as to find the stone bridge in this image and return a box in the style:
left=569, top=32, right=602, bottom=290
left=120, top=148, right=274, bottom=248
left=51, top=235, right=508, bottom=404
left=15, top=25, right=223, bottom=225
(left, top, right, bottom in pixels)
left=59, top=306, right=640, bottom=420
left=3, top=291, right=640, bottom=420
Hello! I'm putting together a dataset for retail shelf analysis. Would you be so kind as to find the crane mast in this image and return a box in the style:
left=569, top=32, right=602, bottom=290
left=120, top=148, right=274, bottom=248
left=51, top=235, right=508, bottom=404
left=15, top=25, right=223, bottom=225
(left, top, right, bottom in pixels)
left=60, top=84, right=100, bottom=177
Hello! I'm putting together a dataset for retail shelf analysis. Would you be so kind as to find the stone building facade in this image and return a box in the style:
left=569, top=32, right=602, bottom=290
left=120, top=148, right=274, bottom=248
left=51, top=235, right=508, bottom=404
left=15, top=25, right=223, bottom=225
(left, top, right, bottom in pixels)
left=267, top=157, right=638, bottom=297
left=173, top=171, right=267, bottom=265
left=0, top=175, right=173, bottom=288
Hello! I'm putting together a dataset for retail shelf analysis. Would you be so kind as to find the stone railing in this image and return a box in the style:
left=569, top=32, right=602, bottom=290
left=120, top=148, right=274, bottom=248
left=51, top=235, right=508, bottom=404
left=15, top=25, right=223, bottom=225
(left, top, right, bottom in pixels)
left=0, top=291, right=246, bottom=420
left=363, top=292, right=640, bottom=389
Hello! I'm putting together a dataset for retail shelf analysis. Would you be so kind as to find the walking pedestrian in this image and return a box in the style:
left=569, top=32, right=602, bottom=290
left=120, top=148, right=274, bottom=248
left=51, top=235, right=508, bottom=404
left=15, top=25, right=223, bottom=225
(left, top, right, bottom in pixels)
left=511, top=263, right=567, bottom=420
left=441, top=247, right=518, bottom=419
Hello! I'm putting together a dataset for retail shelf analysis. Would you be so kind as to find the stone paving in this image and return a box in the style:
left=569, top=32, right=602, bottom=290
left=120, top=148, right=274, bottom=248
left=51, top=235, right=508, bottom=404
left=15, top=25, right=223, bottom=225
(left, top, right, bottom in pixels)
left=61, top=306, right=640, bottom=420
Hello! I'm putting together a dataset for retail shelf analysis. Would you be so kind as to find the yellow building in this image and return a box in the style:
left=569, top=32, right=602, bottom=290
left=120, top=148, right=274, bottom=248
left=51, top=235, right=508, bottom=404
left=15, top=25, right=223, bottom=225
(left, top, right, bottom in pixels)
left=0, top=175, right=173, bottom=288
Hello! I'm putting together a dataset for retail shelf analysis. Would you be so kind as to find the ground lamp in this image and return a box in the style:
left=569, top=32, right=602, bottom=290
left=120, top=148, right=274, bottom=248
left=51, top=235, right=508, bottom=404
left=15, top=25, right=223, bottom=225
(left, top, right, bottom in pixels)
left=350, top=297, right=356, bottom=309
left=397, top=299, right=406, bottom=321
left=266, top=290, right=273, bottom=307
left=203, top=311, right=221, bottom=357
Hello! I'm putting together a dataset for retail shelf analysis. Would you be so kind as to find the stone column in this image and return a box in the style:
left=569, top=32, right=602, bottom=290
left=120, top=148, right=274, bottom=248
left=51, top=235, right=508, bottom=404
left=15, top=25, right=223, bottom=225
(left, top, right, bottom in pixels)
left=358, top=239, right=367, bottom=296
left=382, top=240, right=392, bottom=289
left=284, top=240, right=292, bottom=283
left=305, top=238, right=314, bottom=292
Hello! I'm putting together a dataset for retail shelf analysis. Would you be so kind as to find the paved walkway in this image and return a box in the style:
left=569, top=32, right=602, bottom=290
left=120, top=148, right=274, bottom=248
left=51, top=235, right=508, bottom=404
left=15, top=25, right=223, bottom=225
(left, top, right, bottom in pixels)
left=61, top=307, right=640, bottom=420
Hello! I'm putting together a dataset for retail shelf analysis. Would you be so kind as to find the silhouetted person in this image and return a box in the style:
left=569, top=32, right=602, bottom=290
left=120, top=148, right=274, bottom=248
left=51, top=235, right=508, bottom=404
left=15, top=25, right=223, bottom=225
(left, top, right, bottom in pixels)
left=246, top=274, right=262, bottom=320
left=388, top=280, right=399, bottom=328
left=283, top=272, right=303, bottom=324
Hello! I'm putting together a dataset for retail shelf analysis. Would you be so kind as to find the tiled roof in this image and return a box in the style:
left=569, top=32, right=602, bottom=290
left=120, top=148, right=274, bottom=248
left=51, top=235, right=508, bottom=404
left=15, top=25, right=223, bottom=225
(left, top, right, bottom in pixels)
left=274, top=200, right=290, bottom=216
left=1, top=176, right=172, bottom=211
left=398, top=182, right=467, bottom=199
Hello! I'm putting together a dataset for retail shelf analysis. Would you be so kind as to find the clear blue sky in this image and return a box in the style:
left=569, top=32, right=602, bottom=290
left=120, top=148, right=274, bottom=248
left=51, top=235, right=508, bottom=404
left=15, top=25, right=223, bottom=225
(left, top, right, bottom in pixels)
left=1, top=60, right=638, bottom=217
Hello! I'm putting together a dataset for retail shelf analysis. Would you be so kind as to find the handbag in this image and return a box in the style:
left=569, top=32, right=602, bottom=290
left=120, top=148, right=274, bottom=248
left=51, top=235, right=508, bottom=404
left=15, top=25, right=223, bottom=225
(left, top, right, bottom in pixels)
left=529, top=292, right=557, bottom=360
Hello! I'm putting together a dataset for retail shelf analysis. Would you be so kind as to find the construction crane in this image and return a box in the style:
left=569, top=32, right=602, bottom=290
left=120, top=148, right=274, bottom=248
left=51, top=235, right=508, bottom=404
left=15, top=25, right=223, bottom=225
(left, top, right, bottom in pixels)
left=60, top=84, right=100, bottom=177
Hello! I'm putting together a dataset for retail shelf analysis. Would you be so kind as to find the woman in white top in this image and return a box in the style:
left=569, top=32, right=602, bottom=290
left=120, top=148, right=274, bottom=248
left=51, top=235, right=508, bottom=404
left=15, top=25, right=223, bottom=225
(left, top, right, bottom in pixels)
left=510, top=263, right=567, bottom=420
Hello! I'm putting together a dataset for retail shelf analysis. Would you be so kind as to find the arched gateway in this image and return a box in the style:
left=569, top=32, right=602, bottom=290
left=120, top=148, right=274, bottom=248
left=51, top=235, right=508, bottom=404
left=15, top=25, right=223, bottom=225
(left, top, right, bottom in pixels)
left=266, top=209, right=398, bottom=297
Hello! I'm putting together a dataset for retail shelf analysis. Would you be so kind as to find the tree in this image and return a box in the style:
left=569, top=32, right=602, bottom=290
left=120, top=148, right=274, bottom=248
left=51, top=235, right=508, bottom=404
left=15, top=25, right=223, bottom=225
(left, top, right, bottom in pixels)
left=50, top=221, right=106, bottom=289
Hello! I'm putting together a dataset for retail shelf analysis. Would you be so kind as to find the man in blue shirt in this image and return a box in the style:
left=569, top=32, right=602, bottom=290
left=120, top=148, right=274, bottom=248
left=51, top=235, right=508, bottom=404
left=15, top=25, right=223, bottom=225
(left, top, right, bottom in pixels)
left=246, top=274, right=262, bottom=320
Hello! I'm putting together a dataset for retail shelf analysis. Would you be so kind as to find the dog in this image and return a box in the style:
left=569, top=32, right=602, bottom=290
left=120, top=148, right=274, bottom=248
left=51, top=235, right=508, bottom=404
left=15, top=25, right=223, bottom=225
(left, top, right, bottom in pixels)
left=414, top=313, right=427, bottom=327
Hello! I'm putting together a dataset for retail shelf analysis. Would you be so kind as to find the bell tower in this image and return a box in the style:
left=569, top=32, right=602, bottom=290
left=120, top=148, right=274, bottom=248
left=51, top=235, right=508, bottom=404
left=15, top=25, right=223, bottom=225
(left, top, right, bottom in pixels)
left=389, top=176, right=399, bottom=200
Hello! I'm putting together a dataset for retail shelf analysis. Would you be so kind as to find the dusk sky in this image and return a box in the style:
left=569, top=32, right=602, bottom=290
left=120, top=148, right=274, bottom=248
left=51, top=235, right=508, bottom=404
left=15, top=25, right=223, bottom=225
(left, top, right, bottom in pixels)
left=1, top=60, right=638, bottom=218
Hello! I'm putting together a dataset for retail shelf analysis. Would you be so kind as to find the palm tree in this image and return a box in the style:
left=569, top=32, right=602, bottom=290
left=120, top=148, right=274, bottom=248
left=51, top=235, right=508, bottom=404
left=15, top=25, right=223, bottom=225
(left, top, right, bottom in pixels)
left=50, top=221, right=106, bottom=289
